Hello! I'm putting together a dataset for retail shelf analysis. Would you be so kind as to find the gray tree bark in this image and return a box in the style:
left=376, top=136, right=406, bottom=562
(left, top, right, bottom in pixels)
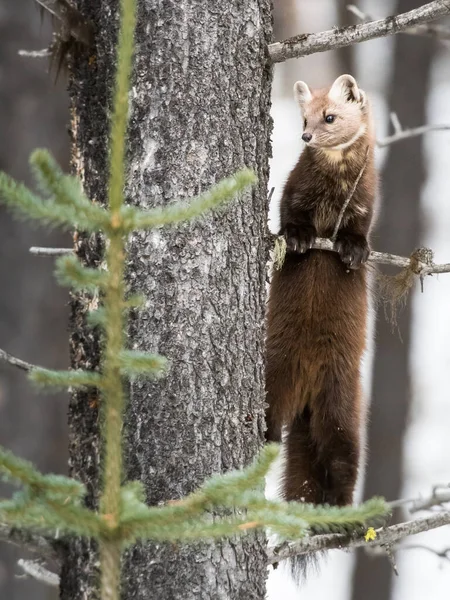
left=351, top=1, right=436, bottom=598
left=60, top=1, right=272, bottom=599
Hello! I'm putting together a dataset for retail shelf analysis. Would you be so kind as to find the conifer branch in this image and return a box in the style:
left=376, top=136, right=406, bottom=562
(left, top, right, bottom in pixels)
left=29, top=368, right=103, bottom=391
left=117, top=351, right=168, bottom=378
left=55, top=254, right=109, bottom=291
left=99, top=0, right=137, bottom=597
left=267, top=510, right=450, bottom=564
left=122, top=170, right=256, bottom=231
left=0, top=170, right=108, bottom=232
left=0, top=448, right=84, bottom=499
left=268, top=1, right=450, bottom=63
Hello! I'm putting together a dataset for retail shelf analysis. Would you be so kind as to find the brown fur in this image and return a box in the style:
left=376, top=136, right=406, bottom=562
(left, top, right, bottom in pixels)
left=265, top=75, right=378, bottom=506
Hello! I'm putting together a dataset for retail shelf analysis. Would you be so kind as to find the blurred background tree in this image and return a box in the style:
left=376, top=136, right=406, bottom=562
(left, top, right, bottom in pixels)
left=0, top=1, right=69, bottom=599
left=352, top=1, right=437, bottom=599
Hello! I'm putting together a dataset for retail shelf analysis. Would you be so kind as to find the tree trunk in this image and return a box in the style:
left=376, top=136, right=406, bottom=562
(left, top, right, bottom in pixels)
left=60, top=1, right=272, bottom=599
left=351, top=1, right=436, bottom=598
left=336, top=0, right=355, bottom=75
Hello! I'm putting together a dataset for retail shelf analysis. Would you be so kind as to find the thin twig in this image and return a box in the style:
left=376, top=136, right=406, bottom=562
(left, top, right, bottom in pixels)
left=301, top=238, right=450, bottom=276
left=0, top=524, right=60, bottom=562
left=390, top=483, right=450, bottom=513
left=331, top=147, right=369, bottom=242
left=390, top=112, right=403, bottom=135
left=377, top=124, right=450, bottom=147
left=0, top=348, right=36, bottom=372
left=348, top=3, right=450, bottom=41
left=18, top=49, right=52, bottom=58
left=267, top=510, right=450, bottom=564
left=17, top=559, right=60, bottom=587
left=400, top=544, right=450, bottom=560
left=29, top=246, right=73, bottom=257
left=268, top=1, right=450, bottom=63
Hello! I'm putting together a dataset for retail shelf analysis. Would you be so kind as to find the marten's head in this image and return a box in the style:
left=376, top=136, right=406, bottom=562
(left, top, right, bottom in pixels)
left=294, top=74, right=370, bottom=152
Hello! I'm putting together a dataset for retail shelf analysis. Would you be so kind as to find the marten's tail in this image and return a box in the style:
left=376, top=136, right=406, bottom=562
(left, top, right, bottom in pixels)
left=283, top=370, right=361, bottom=506
left=282, top=375, right=361, bottom=579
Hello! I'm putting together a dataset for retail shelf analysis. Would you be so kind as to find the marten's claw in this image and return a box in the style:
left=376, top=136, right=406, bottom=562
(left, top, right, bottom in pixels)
left=335, top=233, right=369, bottom=269
left=283, top=224, right=317, bottom=254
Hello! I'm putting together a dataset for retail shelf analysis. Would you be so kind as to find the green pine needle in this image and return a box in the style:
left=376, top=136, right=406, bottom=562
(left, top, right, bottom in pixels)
left=0, top=446, right=85, bottom=500
left=199, top=443, right=279, bottom=505
left=29, top=367, right=103, bottom=391
left=0, top=171, right=105, bottom=232
left=30, top=150, right=110, bottom=229
left=55, top=255, right=109, bottom=291
left=118, top=350, right=168, bottom=378
left=0, top=498, right=106, bottom=539
left=121, top=169, right=256, bottom=231
left=86, top=308, right=107, bottom=328
left=125, top=293, right=146, bottom=309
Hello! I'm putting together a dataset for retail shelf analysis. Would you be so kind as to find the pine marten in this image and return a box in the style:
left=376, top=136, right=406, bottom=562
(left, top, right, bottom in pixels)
left=265, top=74, right=377, bottom=507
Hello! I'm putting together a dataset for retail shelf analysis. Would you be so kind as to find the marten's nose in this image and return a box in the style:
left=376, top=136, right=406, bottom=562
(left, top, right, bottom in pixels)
left=302, top=133, right=312, bottom=143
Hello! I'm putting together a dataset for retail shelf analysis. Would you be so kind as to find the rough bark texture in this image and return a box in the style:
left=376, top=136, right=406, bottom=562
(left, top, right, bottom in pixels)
left=351, top=1, right=436, bottom=598
left=0, top=2, right=69, bottom=599
left=61, top=1, right=273, bottom=599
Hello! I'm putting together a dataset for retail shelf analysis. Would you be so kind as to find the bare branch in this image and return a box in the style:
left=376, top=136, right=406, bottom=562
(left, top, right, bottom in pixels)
left=29, top=247, right=73, bottom=257
left=18, top=49, right=52, bottom=58
left=390, top=483, right=450, bottom=513
left=305, top=238, right=450, bottom=276
left=348, top=3, right=450, bottom=41
left=268, top=1, right=450, bottom=63
left=400, top=544, right=450, bottom=560
left=0, top=348, right=36, bottom=372
left=17, top=559, right=60, bottom=587
left=390, top=112, right=403, bottom=135
left=377, top=123, right=450, bottom=147
left=267, top=510, right=450, bottom=564
left=0, top=524, right=60, bottom=562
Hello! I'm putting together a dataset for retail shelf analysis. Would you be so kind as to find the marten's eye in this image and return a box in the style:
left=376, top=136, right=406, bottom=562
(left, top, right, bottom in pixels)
left=325, top=114, right=335, bottom=124
left=304, top=118, right=307, bottom=128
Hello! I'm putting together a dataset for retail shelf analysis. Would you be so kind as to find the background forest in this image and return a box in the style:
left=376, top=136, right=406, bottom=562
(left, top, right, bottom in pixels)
left=1, top=0, right=450, bottom=599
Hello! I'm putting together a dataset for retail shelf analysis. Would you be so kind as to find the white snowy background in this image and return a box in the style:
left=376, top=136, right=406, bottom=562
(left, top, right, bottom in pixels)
left=266, top=1, right=450, bottom=598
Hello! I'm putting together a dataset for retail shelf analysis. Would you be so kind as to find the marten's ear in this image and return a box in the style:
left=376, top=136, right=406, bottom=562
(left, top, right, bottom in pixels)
left=293, top=81, right=312, bottom=108
left=329, top=74, right=362, bottom=103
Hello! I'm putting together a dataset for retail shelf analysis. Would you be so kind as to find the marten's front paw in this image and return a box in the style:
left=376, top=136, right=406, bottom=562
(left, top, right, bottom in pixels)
left=283, top=224, right=317, bottom=254
left=335, top=233, right=369, bottom=270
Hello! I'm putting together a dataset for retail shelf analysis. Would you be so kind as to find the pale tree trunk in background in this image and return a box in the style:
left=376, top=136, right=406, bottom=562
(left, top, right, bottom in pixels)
left=0, top=2, right=69, bottom=599
left=273, top=0, right=301, bottom=96
left=60, top=1, right=273, bottom=599
left=336, top=0, right=355, bottom=75
left=351, top=1, right=436, bottom=599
